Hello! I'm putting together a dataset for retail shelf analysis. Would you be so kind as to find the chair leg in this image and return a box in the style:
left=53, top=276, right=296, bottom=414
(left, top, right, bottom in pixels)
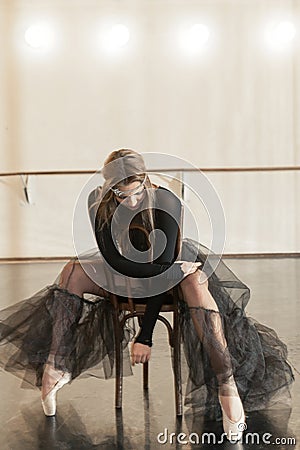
left=113, top=309, right=123, bottom=409
left=143, top=361, right=149, bottom=389
left=173, top=307, right=183, bottom=416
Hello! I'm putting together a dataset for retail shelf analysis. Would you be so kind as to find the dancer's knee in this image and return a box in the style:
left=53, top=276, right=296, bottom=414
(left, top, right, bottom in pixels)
left=59, top=260, right=82, bottom=292
left=180, top=270, right=208, bottom=291
left=59, top=259, right=108, bottom=298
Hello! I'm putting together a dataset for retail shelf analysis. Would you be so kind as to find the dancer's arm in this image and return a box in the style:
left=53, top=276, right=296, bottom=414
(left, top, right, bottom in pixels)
left=97, top=188, right=181, bottom=354
left=96, top=187, right=183, bottom=279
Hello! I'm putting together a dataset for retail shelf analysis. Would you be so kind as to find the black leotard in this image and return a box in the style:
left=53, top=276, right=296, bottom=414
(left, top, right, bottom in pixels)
left=96, top=186, right=183, bottom=346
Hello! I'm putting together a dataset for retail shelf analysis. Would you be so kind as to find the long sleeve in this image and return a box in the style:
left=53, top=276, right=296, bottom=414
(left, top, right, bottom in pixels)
left=134, top=293, right=167, bottom=346
left=97, top=223, right=178, bottom=278
left=96, top=187, right=183, bottom=280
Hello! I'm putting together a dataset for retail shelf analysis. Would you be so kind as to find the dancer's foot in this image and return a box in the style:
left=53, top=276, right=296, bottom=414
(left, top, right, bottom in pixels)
left=218, top=394, right=244, bottom=422
left=41, top=364, right=70, bottom=416
left=219, top=382, right=246, bottom=441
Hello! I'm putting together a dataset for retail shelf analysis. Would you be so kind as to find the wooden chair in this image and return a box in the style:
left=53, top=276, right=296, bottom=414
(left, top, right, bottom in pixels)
left=88, top=187, right=183, bottom=416
left=109, top=288, right=183, bottom=415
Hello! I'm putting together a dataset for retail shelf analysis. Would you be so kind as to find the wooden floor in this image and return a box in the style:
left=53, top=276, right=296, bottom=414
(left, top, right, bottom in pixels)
left=0, top=258, right=299, bottom=449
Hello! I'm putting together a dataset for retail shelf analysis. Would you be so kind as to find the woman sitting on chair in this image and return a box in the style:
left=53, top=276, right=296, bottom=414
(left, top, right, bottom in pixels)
left=0, top=149, right=294, bottom=442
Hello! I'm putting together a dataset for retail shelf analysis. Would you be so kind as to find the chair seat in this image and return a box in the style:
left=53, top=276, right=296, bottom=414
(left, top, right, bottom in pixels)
left=116, top=293, right=175, bottom=312
left=116, top=292, right=174, bottom=305
left=118, top=302, right=176, bottom=313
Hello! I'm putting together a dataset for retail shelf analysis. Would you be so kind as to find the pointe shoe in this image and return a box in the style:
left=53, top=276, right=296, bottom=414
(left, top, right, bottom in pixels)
left=41, top=365, right=71, bottom=416
left=219, top=395, right=246, bottom=442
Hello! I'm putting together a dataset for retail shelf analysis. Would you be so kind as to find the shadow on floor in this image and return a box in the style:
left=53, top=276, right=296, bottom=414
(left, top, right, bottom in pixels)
left=3, top=394, right=297, bottom=450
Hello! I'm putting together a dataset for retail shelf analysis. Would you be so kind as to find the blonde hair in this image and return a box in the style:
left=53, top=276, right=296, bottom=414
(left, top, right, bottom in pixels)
left=95, top=149, right=156, bottom=251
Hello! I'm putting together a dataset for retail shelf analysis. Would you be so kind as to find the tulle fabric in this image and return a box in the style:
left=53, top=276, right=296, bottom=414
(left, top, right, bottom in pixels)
left=0, top=238, right=294, bottom=420
left=0, top=284, right=134, bottom=389
left=179, top=239, right=294, bottom=419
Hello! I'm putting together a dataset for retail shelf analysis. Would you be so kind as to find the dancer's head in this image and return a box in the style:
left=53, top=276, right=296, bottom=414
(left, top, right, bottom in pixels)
left=102, top=149, right=146, bottom=188
left=102, top=149, right=151, bottom=209
left=96, top=149, right=155, bottom=234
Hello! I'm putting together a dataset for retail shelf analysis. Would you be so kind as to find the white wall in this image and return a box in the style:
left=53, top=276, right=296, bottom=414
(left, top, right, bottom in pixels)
left=0, top=0, right=299, bottom=257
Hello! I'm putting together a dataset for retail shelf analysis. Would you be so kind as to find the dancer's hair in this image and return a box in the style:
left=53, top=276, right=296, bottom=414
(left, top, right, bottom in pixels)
left=95, top=149, right=155, bottom=251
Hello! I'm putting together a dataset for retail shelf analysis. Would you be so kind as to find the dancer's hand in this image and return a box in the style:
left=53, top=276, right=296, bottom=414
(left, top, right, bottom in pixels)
left=131, top=342, right=151, bottom=365
left=179, top=261, right=202, bottom=276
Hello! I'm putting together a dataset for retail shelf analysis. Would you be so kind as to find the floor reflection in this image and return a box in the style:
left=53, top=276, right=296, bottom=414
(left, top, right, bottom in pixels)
left=0, top=259, right=299, bottom=449
left=184, top=407, right=296, bottom=449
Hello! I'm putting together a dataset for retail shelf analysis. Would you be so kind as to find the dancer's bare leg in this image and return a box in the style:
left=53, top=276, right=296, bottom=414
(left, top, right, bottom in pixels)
left=42, top=259, right=107, bottom=400
left=180, top=270, right=243, bottom=422
left=58, top=259, right=107, bottom=298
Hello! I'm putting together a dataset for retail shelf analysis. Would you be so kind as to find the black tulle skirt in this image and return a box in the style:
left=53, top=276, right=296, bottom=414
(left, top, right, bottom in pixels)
left=0, top=239, right=294, bottom=419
